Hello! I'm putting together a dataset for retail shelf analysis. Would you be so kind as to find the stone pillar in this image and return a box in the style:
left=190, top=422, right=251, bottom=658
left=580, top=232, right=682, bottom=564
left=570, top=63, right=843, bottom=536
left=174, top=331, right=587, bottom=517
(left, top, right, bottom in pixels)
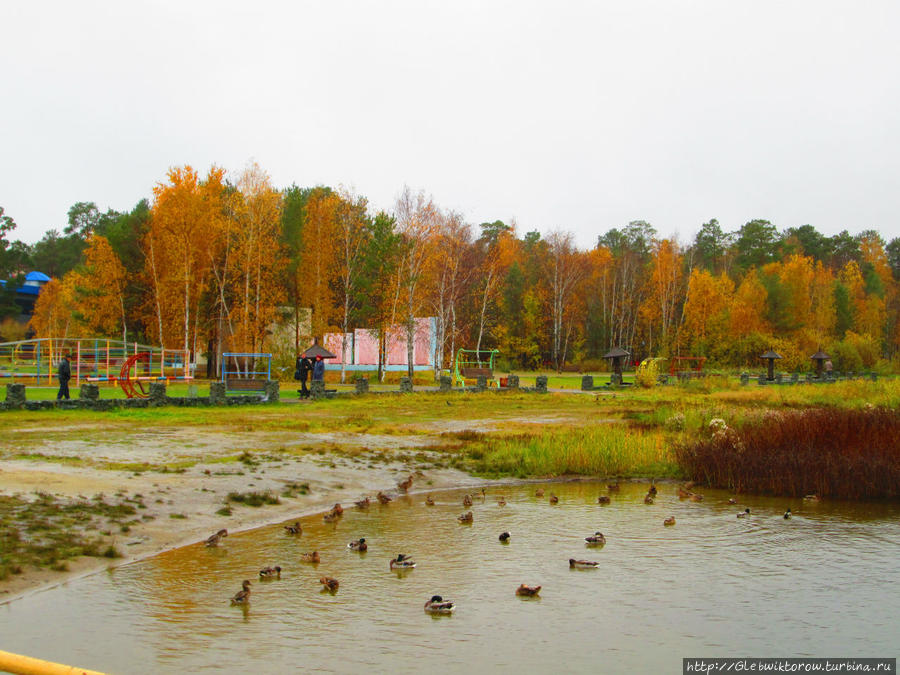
left=739, top=372, right=749, bottom=386
left=399, top=377, right=413, bottom=393
left=790, top=373, right=799, bottom=385
left=439, top=375, right=452, bottom=392
left=581, top=375, right=594, bottom=391
left=264, top=380, right=280, bottom=402
left=757, top=374, right=766, bottom=385
left=806, top=372, right=814, bottom=383
left=209, top=381, right=226, bottom=405
left=148, top=382, right=167, bottom=406
left=310, top=380, right=326, bottom=399
left=610, top=372, right=622, bottom=386
left=5, top=383, right=26, bottom=409
left=476, top=375, right=487, bottom=391
left=775, top=373, right=783, bottom=385
left=355, top=376, right=369, bottom=394
left=506, top=374, right=520, bottom=389
left=535, top=375, right=548, bottom=393
left=870, top=372, right=878, bottom=382
left=79, top=382, right=100, bottom=401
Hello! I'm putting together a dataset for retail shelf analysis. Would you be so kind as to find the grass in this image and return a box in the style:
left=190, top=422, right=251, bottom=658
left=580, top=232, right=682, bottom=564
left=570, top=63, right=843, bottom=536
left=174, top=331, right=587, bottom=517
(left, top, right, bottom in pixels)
left=226, top=491, right=281, bottom=507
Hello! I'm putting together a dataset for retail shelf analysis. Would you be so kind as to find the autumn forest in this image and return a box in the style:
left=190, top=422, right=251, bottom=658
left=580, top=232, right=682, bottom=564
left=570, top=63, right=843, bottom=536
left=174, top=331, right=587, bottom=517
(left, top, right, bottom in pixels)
left=1, top=162, right=899, bottom=375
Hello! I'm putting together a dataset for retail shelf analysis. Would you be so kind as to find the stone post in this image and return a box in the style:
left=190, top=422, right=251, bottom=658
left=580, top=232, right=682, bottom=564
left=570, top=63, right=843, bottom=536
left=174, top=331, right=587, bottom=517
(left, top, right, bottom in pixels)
left=790, top=373, right=799, bottom=385
left=5, top=383, right=26, bottom=409
left=399, top=377, right=413, bottom=393
left=870, top=372, right=878, bottom=382
left=757, top=374, right=766, bottom=385
left=310, top=380, right=326, bottom=399
left=739, top=372, right=749, bottom=386
left=79, top=382, right=100, bottom=401
left=506, top=374, right=520, bottom=389
left=476, top=375, right=487, bottom=391
left=264, top=380, right=280, bottom=402
left=209, top=381, right=226, bottom=405
left=581, top=375, right=594, bottom=391
left=148, top=382, right=167, bottom=407
left=806, top=372, right=814, bottom=383
left=535, top=375, right=548, bottom=393
left=439, top=375, right=452, bottom=392
left=775, top=373, right=783, bottom=385
left=355, top=376, right=369, bottom=394
left=610, top=372, right=622, bottom=386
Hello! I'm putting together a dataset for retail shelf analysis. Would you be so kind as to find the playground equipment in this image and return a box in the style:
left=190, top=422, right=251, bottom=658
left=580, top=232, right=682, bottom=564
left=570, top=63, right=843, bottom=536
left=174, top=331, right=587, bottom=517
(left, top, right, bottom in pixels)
left=0, top=338, right=192, bottom=393
left=220, top=352, right=272, bottom=394
left=453, top=348, right=499, bottom=387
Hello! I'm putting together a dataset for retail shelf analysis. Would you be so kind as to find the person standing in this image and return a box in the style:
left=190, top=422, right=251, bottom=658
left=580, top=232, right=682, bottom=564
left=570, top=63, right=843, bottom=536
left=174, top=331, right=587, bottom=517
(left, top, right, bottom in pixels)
left=312, top=355, right=325, bottom=384
left=57, top=353, right=71, bottom=400
left=296, top=354, right=313, bottom=399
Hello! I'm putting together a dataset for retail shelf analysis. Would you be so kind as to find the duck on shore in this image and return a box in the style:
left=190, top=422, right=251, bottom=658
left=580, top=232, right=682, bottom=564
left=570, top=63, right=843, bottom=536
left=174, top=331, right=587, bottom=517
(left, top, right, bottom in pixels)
left=205, top=529, right=228, bottom=547
left=377, top=491, right=392, bottom=504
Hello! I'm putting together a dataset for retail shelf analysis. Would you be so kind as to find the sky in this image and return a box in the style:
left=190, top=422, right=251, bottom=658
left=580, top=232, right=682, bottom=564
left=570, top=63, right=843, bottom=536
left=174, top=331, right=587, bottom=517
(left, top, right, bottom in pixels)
left=2, top=0, right=899, bottom=249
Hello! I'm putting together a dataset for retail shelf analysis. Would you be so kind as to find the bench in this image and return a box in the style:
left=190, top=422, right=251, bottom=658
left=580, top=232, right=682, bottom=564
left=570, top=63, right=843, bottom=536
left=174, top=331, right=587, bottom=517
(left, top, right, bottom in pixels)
left=226, top=378, right=268, bottom=393
left=460, top=367, right=493, bottom=379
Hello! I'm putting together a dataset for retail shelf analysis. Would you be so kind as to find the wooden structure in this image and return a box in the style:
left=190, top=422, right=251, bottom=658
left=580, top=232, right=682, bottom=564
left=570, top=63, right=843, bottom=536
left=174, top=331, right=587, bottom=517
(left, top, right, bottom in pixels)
left=453, top=348, right=499, bottom=387
left=602, top=347, right=630, bottom=377
left=300, top=343, right=337, bottom=360
left=810, top=349, right=830, bottom=378
left=760, top=349, right=782, bottom=381
left=220, top=352, right=272, bottom=394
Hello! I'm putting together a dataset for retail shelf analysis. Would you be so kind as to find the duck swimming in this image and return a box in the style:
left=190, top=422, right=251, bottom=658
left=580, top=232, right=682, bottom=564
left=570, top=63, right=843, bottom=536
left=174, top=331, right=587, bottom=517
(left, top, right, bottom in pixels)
left=497, top=496, right=507, bottom=507
left=585, top=532, right=606, bottom=546
left=607, top=481, right=620, bottom=492
left=425, top=496, right=435, bottom=506
left=330, top=503, right=344, bottom=517
left=231, top=580, right=251, bottom=604
left=516, top=584, right=541, bottom=597
left=644, top=494, right=655, bottom=504
left=348, top=538, right=368, bottom=552
left=300, top=551, right=320, bottom=563
left=663, top=516, right=676, bottom=526
left=390, top=554, right=416, bottom=570
left=737, top=508, right=751, bottom=518
left=458, top=511, right=473, bottom=523
left=284, top=522, right=302, bottom=535
left=424, top=595, right=455, bottom=614
left=535, top=488, right=545, bottom=498
left=549, top=493, right=559, bottom=505
left=259, top=566, right=281, bottom=579
left=569, top=559, right=599, bottom=569
left=205, top=529, right=228, bottom=547
left=597, top=495, right=611, bottom=505
left=354, top=496, right=370, bottom=509
left=648, top=480, right=658, bottom=497
left=319, top=576, right=339, bottom=592
left=323, top=512, right=339, bottom=523
left=784, top=508, right=792, bottom=519
left=499, top=531, right=511, bottom=543
left=462, top=494, right=473, bottom=507
left=377, top=491, right=392, bottom=504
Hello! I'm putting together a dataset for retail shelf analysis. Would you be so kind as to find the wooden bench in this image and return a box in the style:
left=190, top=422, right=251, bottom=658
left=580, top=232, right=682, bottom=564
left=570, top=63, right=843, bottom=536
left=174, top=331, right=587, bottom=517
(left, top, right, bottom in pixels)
left=460, top=367, right=493, bottom=379
left=226, top=378, right=268, bottom=393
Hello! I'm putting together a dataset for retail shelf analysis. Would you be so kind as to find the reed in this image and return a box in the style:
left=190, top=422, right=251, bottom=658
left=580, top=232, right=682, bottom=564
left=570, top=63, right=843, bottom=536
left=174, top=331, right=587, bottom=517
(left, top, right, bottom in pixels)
left=675, top=406, right=900, bottom=499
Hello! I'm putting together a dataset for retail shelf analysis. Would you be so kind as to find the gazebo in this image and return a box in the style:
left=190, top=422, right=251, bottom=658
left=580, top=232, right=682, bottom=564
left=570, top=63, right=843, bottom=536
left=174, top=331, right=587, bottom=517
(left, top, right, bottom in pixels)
left=300, top=343, right=336, bottom=359
left=602, top=347, right=630, bottom=378
left=810, top=349, right=830, bottom=379
left=760, top=349, right=782, bottom=381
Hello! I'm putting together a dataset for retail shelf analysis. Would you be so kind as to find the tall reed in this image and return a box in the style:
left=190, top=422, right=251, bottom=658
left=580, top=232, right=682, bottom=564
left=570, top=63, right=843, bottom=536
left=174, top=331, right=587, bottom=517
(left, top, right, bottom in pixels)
left=675, top=407, right=900, bottom=499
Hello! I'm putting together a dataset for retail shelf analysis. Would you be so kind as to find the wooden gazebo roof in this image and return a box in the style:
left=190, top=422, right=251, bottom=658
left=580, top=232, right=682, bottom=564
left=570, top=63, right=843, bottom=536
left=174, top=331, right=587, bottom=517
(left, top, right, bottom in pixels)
left=810, top=350, right=830, bottom=360
left=602, top=347, right=630, bottom=359
left=300, top=344, right=336, bottom=359
left=760, top=350, right=782, bottom=360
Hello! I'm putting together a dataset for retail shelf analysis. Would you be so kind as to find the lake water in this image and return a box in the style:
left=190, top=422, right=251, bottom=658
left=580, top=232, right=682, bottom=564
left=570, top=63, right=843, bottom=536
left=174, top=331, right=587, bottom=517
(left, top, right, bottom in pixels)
left=2, top=482, right=899, bottom=673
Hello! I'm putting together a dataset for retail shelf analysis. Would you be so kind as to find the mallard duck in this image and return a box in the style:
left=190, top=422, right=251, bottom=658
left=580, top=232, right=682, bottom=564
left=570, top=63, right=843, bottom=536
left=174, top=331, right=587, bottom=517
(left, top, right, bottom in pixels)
left=231, top=579, right=251, bottom=604
left=516, top=584, right=541, bottom=597
left=803, top=494, right=820, bottom=502
left=585, top=531, right=606, bottom=546
left=398, top=476, right=413, bottom=492
left=549, top=493, right=559, bottom=505
left=259, top=565, right=281, bottom=579
left=648, top=480, right=658, bottom=497
left=377, top=491, right=392, bottom=504
left=425, top=495, right=435, bottom=506
left=284, top=522, right=302, bottom=535
left=569, top=558, right=599, bottom=569
left=319, top=576, right=339, bottom=592
left=499, top=531, right=511, bottom=543
left=497, top=496, right=507, bottom=507
left=354, top=497, right=370, bottom=509
left=348, top=538, right=367, bottom=552
left=644, top=494, right=654, bottom=504
left=390, top=554, right=416, bottom=570
left=535, top=488, right=545, bottom=497
left=424, top=595, right=454, bottom=614
left=689, top=493, right=704, bottom=502
left=330, top=503, right=344, bottom=517
left=728, top=498, right=737, bottom=505
left=323, top=512, right=339, bottom=523
left=205, top=528, right=228, bottom=547
left=784, top=508, right=792, bottom=519
left=458, top=511, right=473, bottom=523
left=462, top=494, right=473, bottom=507
left=607, top=481, right=620, bottom=492
left=300, top=551, right=320, bottom=563
left=677, top=487, right=692, bottom=499
left=737, top=508, right=751, bottom=518
left=597, top=495, right=611, bottom=505
left=663, top=516, right=676, bottom=526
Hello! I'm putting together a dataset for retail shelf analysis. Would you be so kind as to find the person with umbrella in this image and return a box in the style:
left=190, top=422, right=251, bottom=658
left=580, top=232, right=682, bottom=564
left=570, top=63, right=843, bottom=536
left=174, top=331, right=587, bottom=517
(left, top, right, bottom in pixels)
left=295, top=353, right=313, bottom=399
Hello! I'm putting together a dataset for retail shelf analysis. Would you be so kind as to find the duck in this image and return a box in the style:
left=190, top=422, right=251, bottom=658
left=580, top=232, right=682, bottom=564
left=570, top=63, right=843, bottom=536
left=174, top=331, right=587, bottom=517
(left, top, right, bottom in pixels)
left=728, top=498, right=737, bottom=505
left=683, top=481, right=696, bottom=490
left=348, top=538, right=368, bottom=552
left=516, top=584, right=541, bottom=597
left=377, top=491, right=392, bottom=504
left=569, top=559, right=599, bottom=569
left=425, top=496, right=435, bottom=506
left=398, top=475, right=414, bottom=492
left=319, top=576, right=339, bottom=592
left=535, top=488, right=545, bottom=498
left=677, top=487, right=692, bottom=499
left=462, top=494, right=473, bottom=507
left=259, top=565, right=282, bottom=579
left=300, top=551, right=320, bottom=563
left=689, top=493, right=704, bottom=502
left=424, top=595, right=455, bottom=614
left=322, top=512, right=339, bottom=523
left=644, top=494, right=655, bottom=504
left=803, top=494, right=820, bottom=502
left=354, top=497, right=370, bottom=509
left=284, top=522, right=302, bottom=535
left=205, top=528, right=228, bottom=547
left=597, top=495, right=611, bottom=505
left=737, top=508, right=751, bottom=518
left=607, top=480, right=620, bottom=492
left=549, top=493, right=559, bottom=505
left=458, top=511, right=473, bottom=523
left=783, top=508, right=792, bottom=519
left=648, top=480, right=658, bottom=497
left=230, top=580, right=251, bottom=604
left=390, top=554, right=416, bottom=570
left=663, top=516, right=676, bottom=527
left=499, top=531, right=511, bottom=543
left=585, top=531, right=606, bottom=545
left=497, top=496, right=507, bottom=507
left=480, top=488, right=487, bottom=501
left=330, top=503, right=344, bottom=517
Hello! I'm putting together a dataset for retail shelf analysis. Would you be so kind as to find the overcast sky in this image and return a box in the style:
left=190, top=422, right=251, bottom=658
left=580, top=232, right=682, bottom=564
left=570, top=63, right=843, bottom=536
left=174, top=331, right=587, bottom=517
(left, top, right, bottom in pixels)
left=3, top=0, right=899, bottom=248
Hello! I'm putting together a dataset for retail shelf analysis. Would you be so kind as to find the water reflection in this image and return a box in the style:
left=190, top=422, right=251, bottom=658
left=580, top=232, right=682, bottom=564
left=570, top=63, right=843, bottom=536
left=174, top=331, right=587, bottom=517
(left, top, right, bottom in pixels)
left=3, top=482, right=900, bottom=673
